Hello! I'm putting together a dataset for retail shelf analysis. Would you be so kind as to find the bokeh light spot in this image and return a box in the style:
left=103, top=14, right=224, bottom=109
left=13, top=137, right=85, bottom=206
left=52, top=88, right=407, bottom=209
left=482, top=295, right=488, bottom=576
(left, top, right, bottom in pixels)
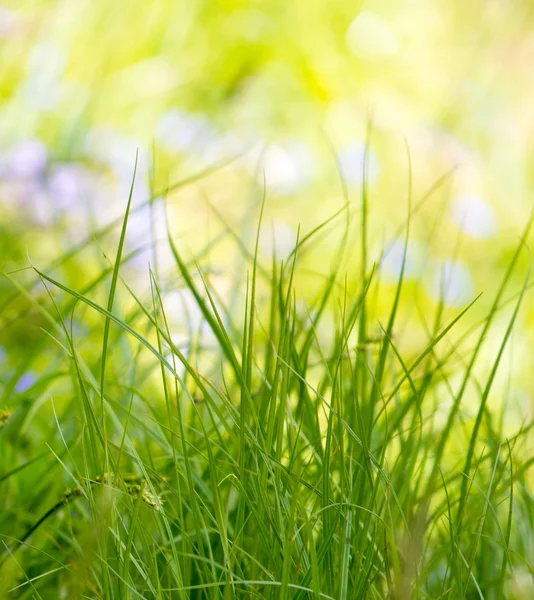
left=451, top=193, right=497, bottom=239
left=346, top=11, right=399, bottom=60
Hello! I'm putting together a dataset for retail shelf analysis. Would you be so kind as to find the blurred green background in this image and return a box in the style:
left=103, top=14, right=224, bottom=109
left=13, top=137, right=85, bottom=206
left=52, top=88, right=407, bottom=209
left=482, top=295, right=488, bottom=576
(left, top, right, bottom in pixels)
left=1, top=0, right=533, bottom=434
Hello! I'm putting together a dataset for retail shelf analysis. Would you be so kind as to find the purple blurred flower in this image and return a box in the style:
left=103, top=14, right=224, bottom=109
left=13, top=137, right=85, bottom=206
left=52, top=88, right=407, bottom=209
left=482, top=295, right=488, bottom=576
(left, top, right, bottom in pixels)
left=47, top=163, right=90, bottom=208
left=126, top=200, right=176, bottom=277
left=4, top=139, right=48, bottom=179
left=15, top=372, right=36, bottom=393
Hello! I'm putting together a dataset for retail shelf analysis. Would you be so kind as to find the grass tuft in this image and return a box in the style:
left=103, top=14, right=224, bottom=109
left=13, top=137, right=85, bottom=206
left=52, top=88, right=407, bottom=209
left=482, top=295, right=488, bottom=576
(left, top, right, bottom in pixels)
left=1, top=163, right=533, bottom=599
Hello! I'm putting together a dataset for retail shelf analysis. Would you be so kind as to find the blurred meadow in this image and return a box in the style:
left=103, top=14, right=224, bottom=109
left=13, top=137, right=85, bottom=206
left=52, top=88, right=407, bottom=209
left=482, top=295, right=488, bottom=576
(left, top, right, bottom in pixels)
left=2, top=0, right=534, bottom=598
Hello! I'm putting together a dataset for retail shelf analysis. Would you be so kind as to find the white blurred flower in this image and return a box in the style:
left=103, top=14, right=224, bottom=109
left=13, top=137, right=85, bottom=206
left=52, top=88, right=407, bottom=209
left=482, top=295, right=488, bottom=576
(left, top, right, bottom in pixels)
left=410, top=127, right=474, bottom=165
left=125, top=199, right=182, bottom=279
left=28, top=43, right=66, bottom=79
left=337, top=141, right=379, bottom=185
left=346, top=12, right=399, bottom=60
left=380, top=240, right=422, bottom=282
left=451, top=194, right=497, bottom=239
left=260, top=142, right=315, bottom=194
left=85, top=126, right=147, bottom=177
left=84, top=127, right=149, bottom=228
left=29, top=188, right=56, bottom=226
left=202, top=131, right=250, bottom=163
left=429, top=260, right=474, bottom=307
left=22, top=77, right=60, bottom=110
left=156, top=109, right=215, bottom=153
left=115, top=169, right=149, bottom=209
left=127, top=199, right=167, bottom=243
left=0, top=7, right=15, bottom=37
left=21, top=43, right=67, bottom=111
left=164, top=288, right=217, bottom=353
left=260, top=221, right=296, bottom=260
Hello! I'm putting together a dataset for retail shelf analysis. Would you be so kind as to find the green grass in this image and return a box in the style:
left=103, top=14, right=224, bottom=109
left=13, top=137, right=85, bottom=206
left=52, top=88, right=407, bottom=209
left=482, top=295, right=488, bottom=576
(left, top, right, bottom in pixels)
left=1, top=162, right=533, bottom=599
